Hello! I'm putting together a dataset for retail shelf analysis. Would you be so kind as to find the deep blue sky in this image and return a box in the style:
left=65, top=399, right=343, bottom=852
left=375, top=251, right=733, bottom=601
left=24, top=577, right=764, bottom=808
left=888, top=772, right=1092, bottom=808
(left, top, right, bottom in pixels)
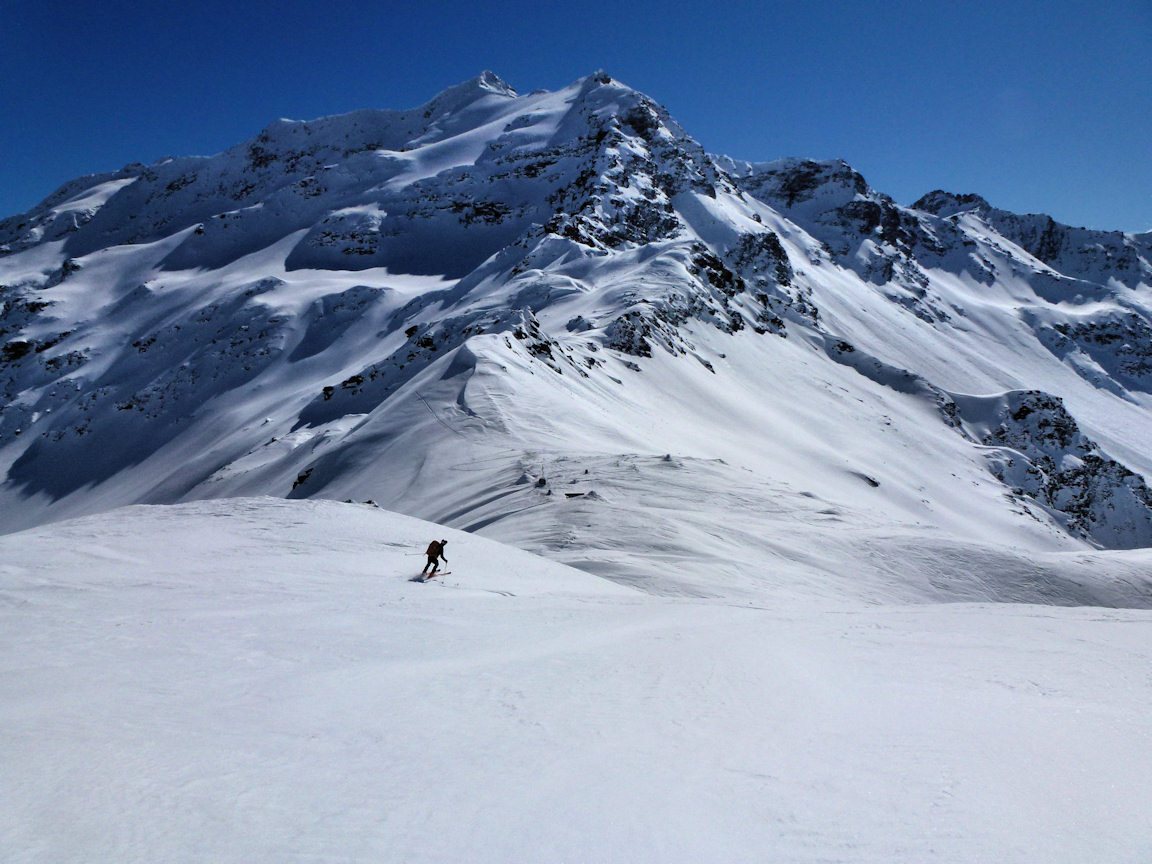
left=3, top=0, right=1149, bottom=231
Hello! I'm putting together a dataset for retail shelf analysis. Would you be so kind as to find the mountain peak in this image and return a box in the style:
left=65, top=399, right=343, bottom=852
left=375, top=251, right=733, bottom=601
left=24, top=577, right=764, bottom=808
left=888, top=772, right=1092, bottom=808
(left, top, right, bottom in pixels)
left=570, top=69, right=632, bottom=100
left=473, top=70, right=517, bottom=97
left=442, top=70, right=517, bottom=102
left=913, top=190, right=992, bottom=218
left=415, top=71, right=518, bottom=120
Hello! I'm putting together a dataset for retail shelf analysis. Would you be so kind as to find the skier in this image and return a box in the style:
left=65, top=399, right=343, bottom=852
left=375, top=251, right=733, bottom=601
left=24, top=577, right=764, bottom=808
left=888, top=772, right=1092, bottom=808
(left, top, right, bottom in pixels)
left=422, top=539, right=448, bottom=577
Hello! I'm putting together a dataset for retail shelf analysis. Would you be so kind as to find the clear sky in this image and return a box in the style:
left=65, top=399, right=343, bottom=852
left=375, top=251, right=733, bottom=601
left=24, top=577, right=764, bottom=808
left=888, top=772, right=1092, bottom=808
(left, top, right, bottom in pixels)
left=2, top=0, right=1149, bottom=232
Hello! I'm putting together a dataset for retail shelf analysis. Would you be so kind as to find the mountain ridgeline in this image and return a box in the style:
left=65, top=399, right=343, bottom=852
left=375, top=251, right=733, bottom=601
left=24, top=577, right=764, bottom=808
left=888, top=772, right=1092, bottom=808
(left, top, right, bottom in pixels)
left=2, top=71, right=1152, bottom=591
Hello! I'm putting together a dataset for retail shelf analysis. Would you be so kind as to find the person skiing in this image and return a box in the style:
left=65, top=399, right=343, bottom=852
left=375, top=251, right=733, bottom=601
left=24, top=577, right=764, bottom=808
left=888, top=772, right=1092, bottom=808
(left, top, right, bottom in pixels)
left=422, top=539, right=448, bottom=577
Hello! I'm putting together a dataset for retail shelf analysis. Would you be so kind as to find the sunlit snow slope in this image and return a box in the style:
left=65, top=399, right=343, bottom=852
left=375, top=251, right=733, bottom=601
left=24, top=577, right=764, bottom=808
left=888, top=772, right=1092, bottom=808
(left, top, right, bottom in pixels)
left=2, top=71, right=1152, bottom=602
left=3, top=498, right=1150, bottom=863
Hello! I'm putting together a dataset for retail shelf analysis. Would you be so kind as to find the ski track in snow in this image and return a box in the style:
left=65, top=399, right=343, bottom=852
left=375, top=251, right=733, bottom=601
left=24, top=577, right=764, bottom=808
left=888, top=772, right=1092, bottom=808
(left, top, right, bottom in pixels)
left=2, top=498, right=1151, bottom=863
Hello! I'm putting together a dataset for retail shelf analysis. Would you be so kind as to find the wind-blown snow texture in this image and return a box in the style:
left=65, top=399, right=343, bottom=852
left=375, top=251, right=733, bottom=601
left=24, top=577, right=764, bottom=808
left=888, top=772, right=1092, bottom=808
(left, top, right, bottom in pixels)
left=3, top=498, right=1151, bottom=864
left=3, top=71, right=1152, bottom=862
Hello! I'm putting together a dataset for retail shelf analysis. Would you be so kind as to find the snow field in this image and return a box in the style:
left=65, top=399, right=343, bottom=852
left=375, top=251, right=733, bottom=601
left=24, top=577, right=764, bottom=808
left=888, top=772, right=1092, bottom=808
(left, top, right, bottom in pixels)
left=3, top=498, right=1150, bottom=863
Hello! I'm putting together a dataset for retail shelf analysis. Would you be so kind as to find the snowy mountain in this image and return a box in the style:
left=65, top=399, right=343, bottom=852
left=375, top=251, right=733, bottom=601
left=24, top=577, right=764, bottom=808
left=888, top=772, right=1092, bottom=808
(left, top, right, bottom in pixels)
left=5, top=73, right=1152, bottom=863
left=3, top=70, right=1152, bottom=596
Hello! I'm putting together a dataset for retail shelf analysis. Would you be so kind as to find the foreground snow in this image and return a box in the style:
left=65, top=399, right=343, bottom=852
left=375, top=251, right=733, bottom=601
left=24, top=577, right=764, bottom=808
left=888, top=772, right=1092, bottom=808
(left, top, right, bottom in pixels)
left=3, top=498, right=1150, bottom=863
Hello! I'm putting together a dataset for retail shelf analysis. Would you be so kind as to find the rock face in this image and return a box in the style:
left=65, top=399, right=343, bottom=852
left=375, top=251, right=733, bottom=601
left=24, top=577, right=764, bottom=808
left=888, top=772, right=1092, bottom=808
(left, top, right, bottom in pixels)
left=1, top=71, right=1151, bottom=551
left=952, top=391, right=1152, bottom=549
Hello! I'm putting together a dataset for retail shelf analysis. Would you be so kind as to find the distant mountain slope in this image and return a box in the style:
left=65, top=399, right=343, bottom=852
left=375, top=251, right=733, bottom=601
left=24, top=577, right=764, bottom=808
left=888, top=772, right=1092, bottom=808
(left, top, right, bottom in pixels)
left=914, top=189, right=1152, bottom=288
left=2, top=72, right=1151, bottom=592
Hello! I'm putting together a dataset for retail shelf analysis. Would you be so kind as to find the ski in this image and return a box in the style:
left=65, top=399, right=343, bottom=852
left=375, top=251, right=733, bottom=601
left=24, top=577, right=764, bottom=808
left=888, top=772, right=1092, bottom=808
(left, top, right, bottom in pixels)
left=418, top=571, right=451, bottom=582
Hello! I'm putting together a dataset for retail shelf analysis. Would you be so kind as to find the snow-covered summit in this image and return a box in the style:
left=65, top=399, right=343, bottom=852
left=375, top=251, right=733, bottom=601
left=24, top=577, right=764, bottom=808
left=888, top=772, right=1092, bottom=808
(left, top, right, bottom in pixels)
left=913, top=189, right=993, bottom=219
left=442, top=69, right=519, bottom=100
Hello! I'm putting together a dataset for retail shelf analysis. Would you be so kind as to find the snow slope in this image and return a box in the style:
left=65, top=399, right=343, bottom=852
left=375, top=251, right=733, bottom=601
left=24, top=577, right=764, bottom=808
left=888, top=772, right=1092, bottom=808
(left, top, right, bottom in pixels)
left=3, top=498, right=1151, bottom=863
